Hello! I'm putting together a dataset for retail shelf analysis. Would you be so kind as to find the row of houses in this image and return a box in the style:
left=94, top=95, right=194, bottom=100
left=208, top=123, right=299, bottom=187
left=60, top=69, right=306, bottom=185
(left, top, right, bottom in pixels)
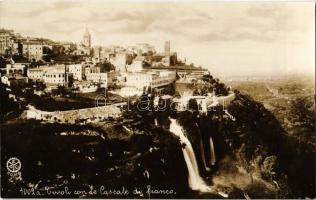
left=27, top=63, right=108, bottom=90
left=1, top=28, right=206, bottom=96
left=1, top=61, right=109, bottom=92
left=3, top=60, right=176, bottom=93
left=92, top=41, right=177, bottom=72
left=0, top=28, right=77, bottom=61
left=1, top=28, right=172, bottom=67
left=3, top=58, right=210, bottom=96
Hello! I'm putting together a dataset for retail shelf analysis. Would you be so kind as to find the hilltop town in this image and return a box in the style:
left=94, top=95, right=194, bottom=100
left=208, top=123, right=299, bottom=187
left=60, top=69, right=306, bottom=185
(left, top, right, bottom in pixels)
left=1, top=27, right=315, bottom=199
left=0, top=27, right=235, bottom=121
left=1, top=0, right=315, bottom=198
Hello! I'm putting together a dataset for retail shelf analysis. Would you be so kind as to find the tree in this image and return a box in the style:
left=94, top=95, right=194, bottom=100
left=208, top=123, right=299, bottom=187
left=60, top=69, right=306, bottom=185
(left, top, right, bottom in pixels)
left=11, top=54, right=28, bottom=63
left=215, top=82, right=229, bottom=96
left=52, top=45, right=65, bottom=55
left=98, top=61, right=115, bottom=72
left=0, top=56, right=7, bottom=68
left=68, top=75, right=74, bottom=88
left=0, top=83, right=20, bottom=121
left=25, top=88, right=35, bottom=101
left=53, top=85, right=67, bottom=96
left=202, top=74, right=213, bottom=82
left=42, top=46, right=54, bottom=62
left=42, top=54, right=51, bottom=62
left=43, top=46, right=53, bottom=55
left=147, top=86, right=152, bottom=94
left=35, top=81, right=46, bottom=91
left=193, top=89, right=200, bottom=96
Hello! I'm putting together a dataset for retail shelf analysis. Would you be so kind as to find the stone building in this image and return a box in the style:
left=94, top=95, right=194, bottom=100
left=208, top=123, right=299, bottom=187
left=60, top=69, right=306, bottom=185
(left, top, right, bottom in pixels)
left=0, top=29, right=15, bottom=55
left=22, top=41, right=43, bottom=61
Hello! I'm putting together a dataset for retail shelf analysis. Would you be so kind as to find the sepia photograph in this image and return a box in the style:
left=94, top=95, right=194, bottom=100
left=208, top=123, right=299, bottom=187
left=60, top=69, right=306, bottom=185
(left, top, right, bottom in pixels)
left=0, top=0, right=315, bottom=199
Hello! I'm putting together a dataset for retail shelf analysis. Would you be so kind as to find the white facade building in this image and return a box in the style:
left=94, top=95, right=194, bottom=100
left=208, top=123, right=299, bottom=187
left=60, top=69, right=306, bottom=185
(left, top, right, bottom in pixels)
left=68, top=64, right=83, bottom=81
left=0, top=29, right=15, bottom=55
left=109, top=53, right=127, bottom=72
left=86, top=72, right=107, bottom=87
left=27, top=65, right=68, bottom=86
left=43, top=70, right=67, bottom=85
left=22, top=41, right=43, bottom=61
left=125, top=70, right=176, bottom=90
left=6, top=63, right=27, bottom=75
left=27, top=68, right=44, bottom=80
left=151, top=70, right=176, bottom=88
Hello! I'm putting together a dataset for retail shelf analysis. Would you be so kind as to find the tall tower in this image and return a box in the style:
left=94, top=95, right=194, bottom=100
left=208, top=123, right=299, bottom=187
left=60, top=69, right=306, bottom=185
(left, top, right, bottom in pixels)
left=83, top=28, right=91, bottom=48
left=164, top=40, right=170, bottom=56
left=164, top=41, right=171, bottom=66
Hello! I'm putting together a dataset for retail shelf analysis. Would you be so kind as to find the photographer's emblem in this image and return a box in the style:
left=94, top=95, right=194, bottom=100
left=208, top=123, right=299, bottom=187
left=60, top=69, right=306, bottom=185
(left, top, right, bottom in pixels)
left=6, top=157, right=21, bottom=173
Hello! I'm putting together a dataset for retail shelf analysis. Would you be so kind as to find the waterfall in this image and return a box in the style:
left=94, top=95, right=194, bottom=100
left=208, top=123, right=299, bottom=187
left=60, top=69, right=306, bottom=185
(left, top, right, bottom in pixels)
left=199, top=138, right=210, bottom=172
left=210, top=137, right=216, bottom=166
left=168, top=118, right=212, bottom=192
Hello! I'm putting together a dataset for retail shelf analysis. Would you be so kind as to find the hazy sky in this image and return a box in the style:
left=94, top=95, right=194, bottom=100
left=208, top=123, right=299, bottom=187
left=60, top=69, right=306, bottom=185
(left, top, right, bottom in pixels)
left=0, top=0, right=314, bottom=77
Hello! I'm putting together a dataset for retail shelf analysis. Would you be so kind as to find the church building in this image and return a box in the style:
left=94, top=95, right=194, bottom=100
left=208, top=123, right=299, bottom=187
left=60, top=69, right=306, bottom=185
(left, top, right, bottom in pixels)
left=77, top=28, right=91, bottom=55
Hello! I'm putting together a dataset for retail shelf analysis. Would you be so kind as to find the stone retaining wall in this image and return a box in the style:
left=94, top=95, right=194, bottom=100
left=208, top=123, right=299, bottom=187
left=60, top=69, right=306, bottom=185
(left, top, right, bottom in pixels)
left=24, top=103, right=125, bottom=124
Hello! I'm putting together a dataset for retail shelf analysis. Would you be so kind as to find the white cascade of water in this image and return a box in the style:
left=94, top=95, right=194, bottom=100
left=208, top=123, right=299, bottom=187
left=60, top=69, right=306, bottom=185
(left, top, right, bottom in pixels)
left=200, top=138, right=210, bottom=171
left=210, top=137, right=216, bottom=166
left=169, top=118, right=212, bottom=192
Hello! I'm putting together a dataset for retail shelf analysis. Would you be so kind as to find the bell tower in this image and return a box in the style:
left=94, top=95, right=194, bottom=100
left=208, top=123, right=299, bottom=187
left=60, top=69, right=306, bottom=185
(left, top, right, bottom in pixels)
left=83, top=28, right=91, bottom=48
